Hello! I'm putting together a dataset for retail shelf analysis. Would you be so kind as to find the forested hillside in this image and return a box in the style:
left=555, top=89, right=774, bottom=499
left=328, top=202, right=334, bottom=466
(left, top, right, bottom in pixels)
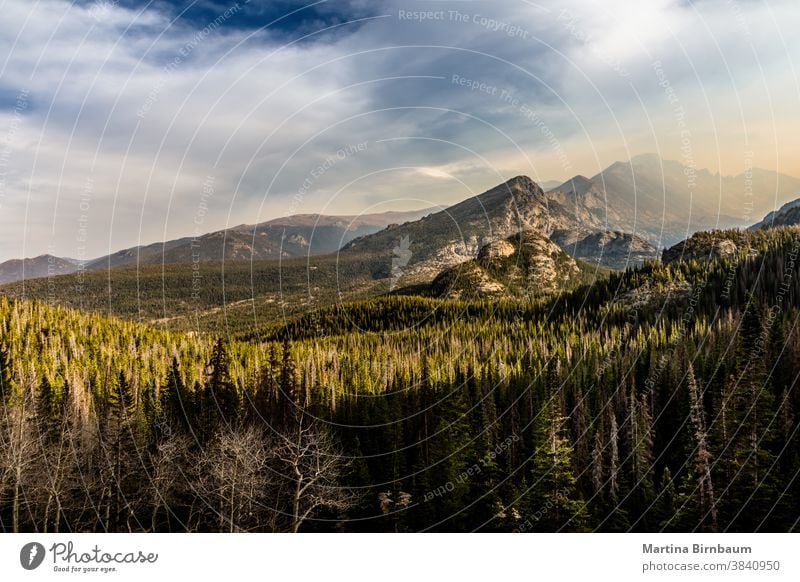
left=2, top=227, right=800, bottom=532
left=0, top=253, right=388, bottom=335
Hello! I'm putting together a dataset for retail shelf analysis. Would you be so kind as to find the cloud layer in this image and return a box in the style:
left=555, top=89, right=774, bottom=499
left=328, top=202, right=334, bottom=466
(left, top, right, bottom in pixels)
left=0, top=0, right=798, bottom=261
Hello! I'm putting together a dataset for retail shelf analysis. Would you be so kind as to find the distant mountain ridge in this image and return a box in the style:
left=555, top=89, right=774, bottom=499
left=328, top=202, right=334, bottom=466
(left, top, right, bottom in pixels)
left=0, top=209, right=435, bottom=285
left=3, top=154, right=798, bottom=287
left=85, top=209, right=435, bottom=270
left=546, top=153, right=800, bottom=246
left=0, top=255, right=80, bottom=285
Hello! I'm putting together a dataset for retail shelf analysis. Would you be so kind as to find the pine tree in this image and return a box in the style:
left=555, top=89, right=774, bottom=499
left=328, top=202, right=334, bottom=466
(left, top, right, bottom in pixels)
left=278, top=338, right=298, bottom=426
left=625, top=385, right=655, bottom=530
left=464, top=369, right=505, bottom=530
left=524, top=395, right=587, bottom=531
left=159, top=357, right=190, bottom=435
left=424, top=382, right=472, bottom=530
left=100, top=371, right=141, bottom=531
left=204, top=339, right=240, bottom=431
left=0, top=344, right=14, bottom=410
left=36, top=374, right=59, bottom=442
left=591, top=429, right=604, bottom=496
left=716, top=299, right=779, bottom=530
left=109, top=370, right=135, bottom=425
left=571, top=383, right=592, bottom=497
left=653, top=467, right=678, bottom=531
left=250, top=346, right=279, bottom=426
left=598, top=406, right=631, bottom=531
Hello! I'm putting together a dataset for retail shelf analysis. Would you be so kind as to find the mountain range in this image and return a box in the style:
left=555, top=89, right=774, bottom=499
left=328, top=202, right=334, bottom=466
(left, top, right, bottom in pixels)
left=2, top=153, right=799, bottom=289
left=0, top=209, right=433, bottom=285
left=338, top=174, right=657, bottom=285
left=545, top=153, right=800, bottom=245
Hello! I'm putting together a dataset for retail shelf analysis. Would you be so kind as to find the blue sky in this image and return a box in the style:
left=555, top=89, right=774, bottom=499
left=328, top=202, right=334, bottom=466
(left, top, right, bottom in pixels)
left=70, top=0, right=379, bottom=39
left=0, top=0, right=798, bottom=261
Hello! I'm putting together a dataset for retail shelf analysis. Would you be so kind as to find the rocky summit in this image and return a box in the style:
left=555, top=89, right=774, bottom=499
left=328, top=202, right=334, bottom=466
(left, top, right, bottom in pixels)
left=427, top=230, right=592, bottom=300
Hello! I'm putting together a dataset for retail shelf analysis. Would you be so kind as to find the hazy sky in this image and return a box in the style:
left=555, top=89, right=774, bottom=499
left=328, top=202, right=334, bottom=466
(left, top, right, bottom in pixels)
left=0, top=0, right=798, bottom=261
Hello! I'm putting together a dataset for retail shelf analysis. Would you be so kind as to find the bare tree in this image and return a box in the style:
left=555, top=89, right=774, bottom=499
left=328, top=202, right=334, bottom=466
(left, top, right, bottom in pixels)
left=0, top=392, right=39, bottom=532
left=197, top=426, right=269, bottom=532
left=269, top=415, right=359, bottom=533
left=686, top=362, right=718, bottom=531
left=32, top=423, right=78, bottom=533
left=147, top=430, right=192, bottom=532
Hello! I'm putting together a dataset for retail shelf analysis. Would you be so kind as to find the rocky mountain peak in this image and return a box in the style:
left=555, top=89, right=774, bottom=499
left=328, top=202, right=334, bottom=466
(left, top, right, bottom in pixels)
left=549, top=229, right=659, bottom=270
left=503, top=175, right=541, bottom=191
left=750, top=197, right=800, bottom=230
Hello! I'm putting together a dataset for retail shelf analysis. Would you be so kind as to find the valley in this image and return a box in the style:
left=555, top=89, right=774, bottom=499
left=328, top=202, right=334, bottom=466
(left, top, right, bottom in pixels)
left=2, top=165, right=800, bottom=532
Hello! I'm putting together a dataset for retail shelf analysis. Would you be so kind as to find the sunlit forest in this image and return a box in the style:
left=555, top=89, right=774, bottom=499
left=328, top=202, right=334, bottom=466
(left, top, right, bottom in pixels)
left=2, top=228, right=800, bottom=532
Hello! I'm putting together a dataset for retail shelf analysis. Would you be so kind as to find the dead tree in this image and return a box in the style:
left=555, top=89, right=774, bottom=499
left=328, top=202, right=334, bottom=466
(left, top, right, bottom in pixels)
left=147, top=431, right=192, bottom=532
left=0, top=390, right=38, bottom=532
left=269, top=414, right=359, bottom=533
left=197, top=426, right=268, bottom=532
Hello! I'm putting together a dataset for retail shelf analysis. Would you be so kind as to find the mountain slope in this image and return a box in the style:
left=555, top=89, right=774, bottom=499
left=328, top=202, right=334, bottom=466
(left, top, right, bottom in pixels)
left=549, top=229, right=659, bottom=270
left=4, top=225, right=800, bottom=532
left=0, top=255, right=80, bottom=285
left=84, top=209, right=434, bottom=271
left=0, top=252, right=385, bottom=334
left=86, top=237, right=194, bottom=270
left=749, top=198, right=800, bottom=230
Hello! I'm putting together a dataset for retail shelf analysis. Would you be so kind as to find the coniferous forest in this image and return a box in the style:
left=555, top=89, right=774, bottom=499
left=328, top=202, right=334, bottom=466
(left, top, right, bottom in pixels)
left=2, top=227, right=800, bottom=532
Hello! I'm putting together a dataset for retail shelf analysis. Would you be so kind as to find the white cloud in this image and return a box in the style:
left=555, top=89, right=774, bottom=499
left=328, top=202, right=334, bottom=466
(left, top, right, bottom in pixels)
left=0, top=0, right=797, bottom=261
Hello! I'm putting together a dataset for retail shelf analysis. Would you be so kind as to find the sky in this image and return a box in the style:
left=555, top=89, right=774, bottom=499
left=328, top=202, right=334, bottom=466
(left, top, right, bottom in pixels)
left=0, top=0, right=798, bottom=261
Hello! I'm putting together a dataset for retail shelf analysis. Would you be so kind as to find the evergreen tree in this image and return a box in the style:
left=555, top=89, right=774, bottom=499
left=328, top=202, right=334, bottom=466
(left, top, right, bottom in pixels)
left=716, top=300, right=779, bottom=530
left=204, top=339, right=240, bottom=431
left=523, top=396, right=587, bottom=531
left=653, top=467, right=678, bottom=531
left=36, top=374, right=59, bottom=442
left=625, top=386, right=655, bottom=530
left=424, top=382, right=472, bottom=530
left=599, top=407, right=631, bottom=531
left=0, top=344, right=14, bottom=409
left=159, top=357, right=190, bottom=435
left=100, top=371, right=141, bottom=531
left=250, top=346, right=279, bottom=426
left=278, top=338, right=298, bottom=426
